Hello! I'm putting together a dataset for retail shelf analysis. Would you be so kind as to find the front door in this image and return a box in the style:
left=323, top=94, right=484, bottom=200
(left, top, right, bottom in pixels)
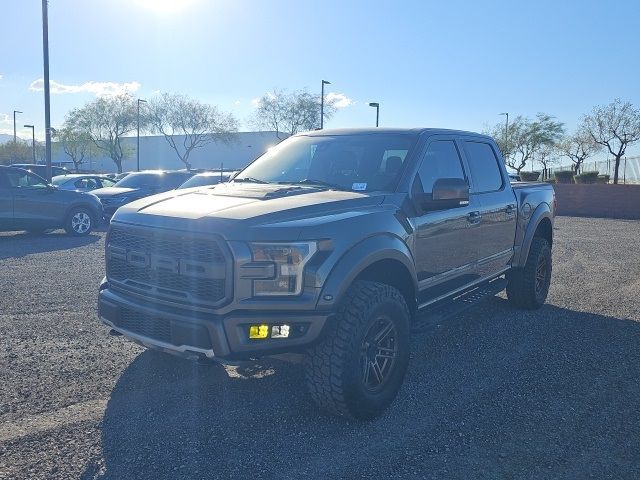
left=410, top=137, right=481, bottom=305
left=0, top=171, right=14, bottom=229
left=5, top=169, right=59, bottom=229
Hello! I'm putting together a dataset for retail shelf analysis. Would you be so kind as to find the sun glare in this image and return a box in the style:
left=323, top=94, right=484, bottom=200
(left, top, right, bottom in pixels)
left=133, top=0, right=197, bottom=15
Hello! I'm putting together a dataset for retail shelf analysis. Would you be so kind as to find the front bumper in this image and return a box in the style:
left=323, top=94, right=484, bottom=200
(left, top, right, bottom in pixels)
left=98, top=284, right=333, bottom=361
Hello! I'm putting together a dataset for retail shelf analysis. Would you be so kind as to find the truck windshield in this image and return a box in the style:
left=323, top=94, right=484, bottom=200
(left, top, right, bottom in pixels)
left=234, top=134, right=418, bottom=192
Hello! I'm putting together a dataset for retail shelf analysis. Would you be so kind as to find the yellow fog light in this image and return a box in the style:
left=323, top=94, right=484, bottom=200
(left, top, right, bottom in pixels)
left=249, top=324, right=269, bottom=339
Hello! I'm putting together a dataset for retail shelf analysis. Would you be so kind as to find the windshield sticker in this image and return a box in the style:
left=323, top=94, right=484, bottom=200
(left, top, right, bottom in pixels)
left=352, top=183, right=367, bottom=191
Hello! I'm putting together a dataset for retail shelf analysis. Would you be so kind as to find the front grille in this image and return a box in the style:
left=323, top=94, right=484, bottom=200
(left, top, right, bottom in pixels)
left=106, top=226, right=229, bottom=306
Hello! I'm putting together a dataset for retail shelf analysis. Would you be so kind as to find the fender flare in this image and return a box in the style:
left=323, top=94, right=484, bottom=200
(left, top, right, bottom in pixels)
left=316, top=234, right=418, bottom=310
left=515, top=203, right=553, bottom=268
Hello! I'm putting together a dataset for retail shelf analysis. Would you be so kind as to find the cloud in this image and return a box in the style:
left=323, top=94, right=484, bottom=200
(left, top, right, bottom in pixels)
left=0, top=113, right=10, bottom=125
left=325, top=92, right=354, bottom=109
left=0, top=74, right=3, bottom=80
left=234, top=100, right=241, bottom=106
left=29, top=78, right=141, bottom=96
left=251, top=97, right=261, bottom=108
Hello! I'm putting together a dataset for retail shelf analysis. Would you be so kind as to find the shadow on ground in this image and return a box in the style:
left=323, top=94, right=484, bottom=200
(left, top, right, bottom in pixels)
left=84, top=299, right=640, bottom=479
left=0, top=230, right=101, bottom=259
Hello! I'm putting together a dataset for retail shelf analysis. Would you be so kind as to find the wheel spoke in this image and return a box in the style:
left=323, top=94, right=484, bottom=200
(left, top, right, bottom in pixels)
left=362, top=359, right=372, bottom=384
left=372, top=361, right=383, bottom=384
left=373, top=321, right=394, bottom=344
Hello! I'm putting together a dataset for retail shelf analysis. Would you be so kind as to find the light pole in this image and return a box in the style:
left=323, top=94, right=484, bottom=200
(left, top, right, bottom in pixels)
left=320, top=80, right=331, bottom=129
left=137, top=98, right=147, bottom=172
left=24, top=125, right=35, bottom=163
left=42, top=0, right=52, bottom=182
left=369, top=102, right=380, bottom=127
left=499, top=112, right=509, bottom=160
left=13, top=111, right=23, bottom=143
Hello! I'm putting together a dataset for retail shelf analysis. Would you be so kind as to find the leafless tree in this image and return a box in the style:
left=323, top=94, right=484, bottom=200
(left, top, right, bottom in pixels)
left=147, top=93, right=238, bottom=170
left=556, top=129, right=601, bottom=174
left=251, top=89, right=338, bottom=139
left=580, top=99, right=640, bottom=184
left=65, top=94, right=137, bottom=173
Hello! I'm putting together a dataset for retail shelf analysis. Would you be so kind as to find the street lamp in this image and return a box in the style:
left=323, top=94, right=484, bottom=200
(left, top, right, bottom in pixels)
left=13, top=111, right=23, bottom=143
left=499, top=112, right=509, bottom=160
left=24, top=125, right=35, bottom=163
left=369, top=102, right=380, bottom=127
left=320, top=80, right=331, bottom=129
left=137, top=98, right=147, bottom=172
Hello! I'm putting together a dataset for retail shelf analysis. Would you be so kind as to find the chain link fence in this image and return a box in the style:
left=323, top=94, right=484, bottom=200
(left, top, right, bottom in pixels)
left=548, top=156, right=640, bottom=184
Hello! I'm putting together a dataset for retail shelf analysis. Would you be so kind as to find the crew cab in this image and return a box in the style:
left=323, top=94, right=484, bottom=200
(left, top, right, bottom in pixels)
left=98, top=128, right=555, bottom=419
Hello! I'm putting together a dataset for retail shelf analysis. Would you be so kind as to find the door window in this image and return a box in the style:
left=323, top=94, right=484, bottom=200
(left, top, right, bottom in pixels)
left=417, top=140, right=466, bottom=193
left=6, top=171, right=49, bottom=189
left=464, top=141, right=504, bottom=193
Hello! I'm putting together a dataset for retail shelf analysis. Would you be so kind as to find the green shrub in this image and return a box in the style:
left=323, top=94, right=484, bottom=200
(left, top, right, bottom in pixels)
left=554, top=170, right=574, bottom=183
left=596, top=174, right=610, bottom=184
left=574, top=171, right=599, bottom=184
left=520, top=171, right=541, bottom=181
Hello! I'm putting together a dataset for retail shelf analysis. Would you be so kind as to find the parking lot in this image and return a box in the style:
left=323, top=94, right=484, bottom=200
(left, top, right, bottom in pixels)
left=1, top=216, right=639, bottom=479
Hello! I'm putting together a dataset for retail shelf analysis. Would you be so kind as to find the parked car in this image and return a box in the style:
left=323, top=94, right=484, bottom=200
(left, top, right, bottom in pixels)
left=98, top=128, right=556, bottom=419
left=508, top=172, right=521, bottom=182
left=52, top=174, right=117, bottom=192
left=0, top=166, right=103, bottom=235
left=177, top=171, right=237, bottom=189
left=10, top=164, right=70, bottom=178
left=92, top=170, right=194, bottom=218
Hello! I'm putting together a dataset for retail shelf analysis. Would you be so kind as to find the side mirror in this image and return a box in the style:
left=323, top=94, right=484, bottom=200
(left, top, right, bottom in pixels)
left=418, top=178, right=469, bottom=212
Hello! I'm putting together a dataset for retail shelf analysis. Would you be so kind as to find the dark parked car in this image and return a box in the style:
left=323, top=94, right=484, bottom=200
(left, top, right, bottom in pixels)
left=91, top=170, right=194, bottom=218
left=10, top=164, right=70, bottom=178
left=177, top=171, right=237, bottom=189
left=0, top=166, right=103, bottom=235
left=99, top=128, right=556, bottom=419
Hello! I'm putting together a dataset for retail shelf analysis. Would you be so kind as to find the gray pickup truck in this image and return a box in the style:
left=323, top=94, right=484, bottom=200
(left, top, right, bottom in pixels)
left=98, top=128, right=555, bottom=419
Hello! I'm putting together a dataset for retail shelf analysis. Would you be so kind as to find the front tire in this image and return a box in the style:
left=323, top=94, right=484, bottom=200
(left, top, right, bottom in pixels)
left=506, top=237, right=552, bottom=309
left=305, top=281, right=411, bottom=420
left=64, top=208, right=93, bottom=236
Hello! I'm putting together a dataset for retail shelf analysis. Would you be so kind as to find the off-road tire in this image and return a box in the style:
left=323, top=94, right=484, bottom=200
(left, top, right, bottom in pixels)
left=506, top=237, right=552, bottom=309
left=305, top=280, right=411, bottom=420
left=64, top=207, right=94, bottom=236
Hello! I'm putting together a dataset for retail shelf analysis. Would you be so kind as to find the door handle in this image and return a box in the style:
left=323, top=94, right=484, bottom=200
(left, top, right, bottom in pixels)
left=467, top=211, right=482, bottom=224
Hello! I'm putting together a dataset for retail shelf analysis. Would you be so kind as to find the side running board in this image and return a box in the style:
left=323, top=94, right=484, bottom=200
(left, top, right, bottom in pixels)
left=413, top=277, right=508, bottom=332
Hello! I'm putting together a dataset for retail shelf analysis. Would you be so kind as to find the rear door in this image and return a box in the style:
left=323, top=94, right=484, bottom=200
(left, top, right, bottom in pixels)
left=461, top=138, right=517, bottom=278
left=0, top=171, right=14, bottom=229
left=410, top=136, right=481, bottom=304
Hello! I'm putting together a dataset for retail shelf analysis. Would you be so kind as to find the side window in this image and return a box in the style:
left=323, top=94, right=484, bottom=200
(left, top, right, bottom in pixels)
left=464, top=141, right=504, bottom=193
left=6, top=171, right=48, bottom=188
left=417, top=140, right=466, bottom=193
left=100, top=178, right=116, bottom=188
left=0, top=172, right=9, bottom=189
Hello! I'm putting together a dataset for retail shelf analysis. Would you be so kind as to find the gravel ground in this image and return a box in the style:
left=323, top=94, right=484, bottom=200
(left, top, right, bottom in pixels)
left=1, top=217, right=639, bottom=479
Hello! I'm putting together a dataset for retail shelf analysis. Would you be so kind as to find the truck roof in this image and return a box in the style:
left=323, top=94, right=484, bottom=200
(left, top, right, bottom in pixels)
left=301, top=127, right=492, bottom=139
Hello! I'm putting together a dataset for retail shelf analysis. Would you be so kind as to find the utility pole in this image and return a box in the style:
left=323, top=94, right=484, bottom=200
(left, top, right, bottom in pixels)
left=136, top=98, right=147, bottom=172
left=369, top=103, right=380, bottom=127
left=320, top=80, right=331, bottom=129
left=42, top=0, right=52, bottom=182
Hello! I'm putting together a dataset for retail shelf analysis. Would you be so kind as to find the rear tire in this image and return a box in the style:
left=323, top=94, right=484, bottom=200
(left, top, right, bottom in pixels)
left=506, top=237, right=552, bottom=309
left=305, top=281, right=411, bottom=420
left=64, top=208, right=93, bottom=236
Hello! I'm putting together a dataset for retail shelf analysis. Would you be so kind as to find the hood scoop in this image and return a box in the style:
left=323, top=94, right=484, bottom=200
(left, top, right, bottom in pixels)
left=210, top=183, right=317, bottom=200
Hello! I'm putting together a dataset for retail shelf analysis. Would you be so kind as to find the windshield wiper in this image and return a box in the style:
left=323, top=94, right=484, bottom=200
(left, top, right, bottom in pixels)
left=233, top=176, right=269, bottom=184
left=279, top=179, right=347, bottom=190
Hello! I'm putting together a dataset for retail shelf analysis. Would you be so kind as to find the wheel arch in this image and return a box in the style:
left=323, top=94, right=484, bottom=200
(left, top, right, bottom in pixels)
left=317, top=235, right=418, bottom=317
left=515, top=204, right=553, bottom=268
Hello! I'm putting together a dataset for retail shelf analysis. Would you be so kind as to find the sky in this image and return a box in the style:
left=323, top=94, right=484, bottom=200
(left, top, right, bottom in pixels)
left=1, top=0, right=639, bottom=161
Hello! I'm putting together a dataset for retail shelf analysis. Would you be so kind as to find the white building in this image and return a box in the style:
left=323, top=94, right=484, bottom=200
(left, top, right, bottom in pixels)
left=51, top=131, right=285, bottom=173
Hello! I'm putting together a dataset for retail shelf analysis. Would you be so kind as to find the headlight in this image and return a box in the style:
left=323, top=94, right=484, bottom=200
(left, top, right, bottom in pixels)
left=248, top=242, right=317, bottom=296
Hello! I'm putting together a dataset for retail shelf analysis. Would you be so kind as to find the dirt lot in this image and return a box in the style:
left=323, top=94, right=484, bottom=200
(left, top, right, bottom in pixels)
left=1, top=217, right=639, bottom=479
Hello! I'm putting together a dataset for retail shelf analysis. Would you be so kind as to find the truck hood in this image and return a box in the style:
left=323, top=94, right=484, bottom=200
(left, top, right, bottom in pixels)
left=112, top=183, right=387, bottom=239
